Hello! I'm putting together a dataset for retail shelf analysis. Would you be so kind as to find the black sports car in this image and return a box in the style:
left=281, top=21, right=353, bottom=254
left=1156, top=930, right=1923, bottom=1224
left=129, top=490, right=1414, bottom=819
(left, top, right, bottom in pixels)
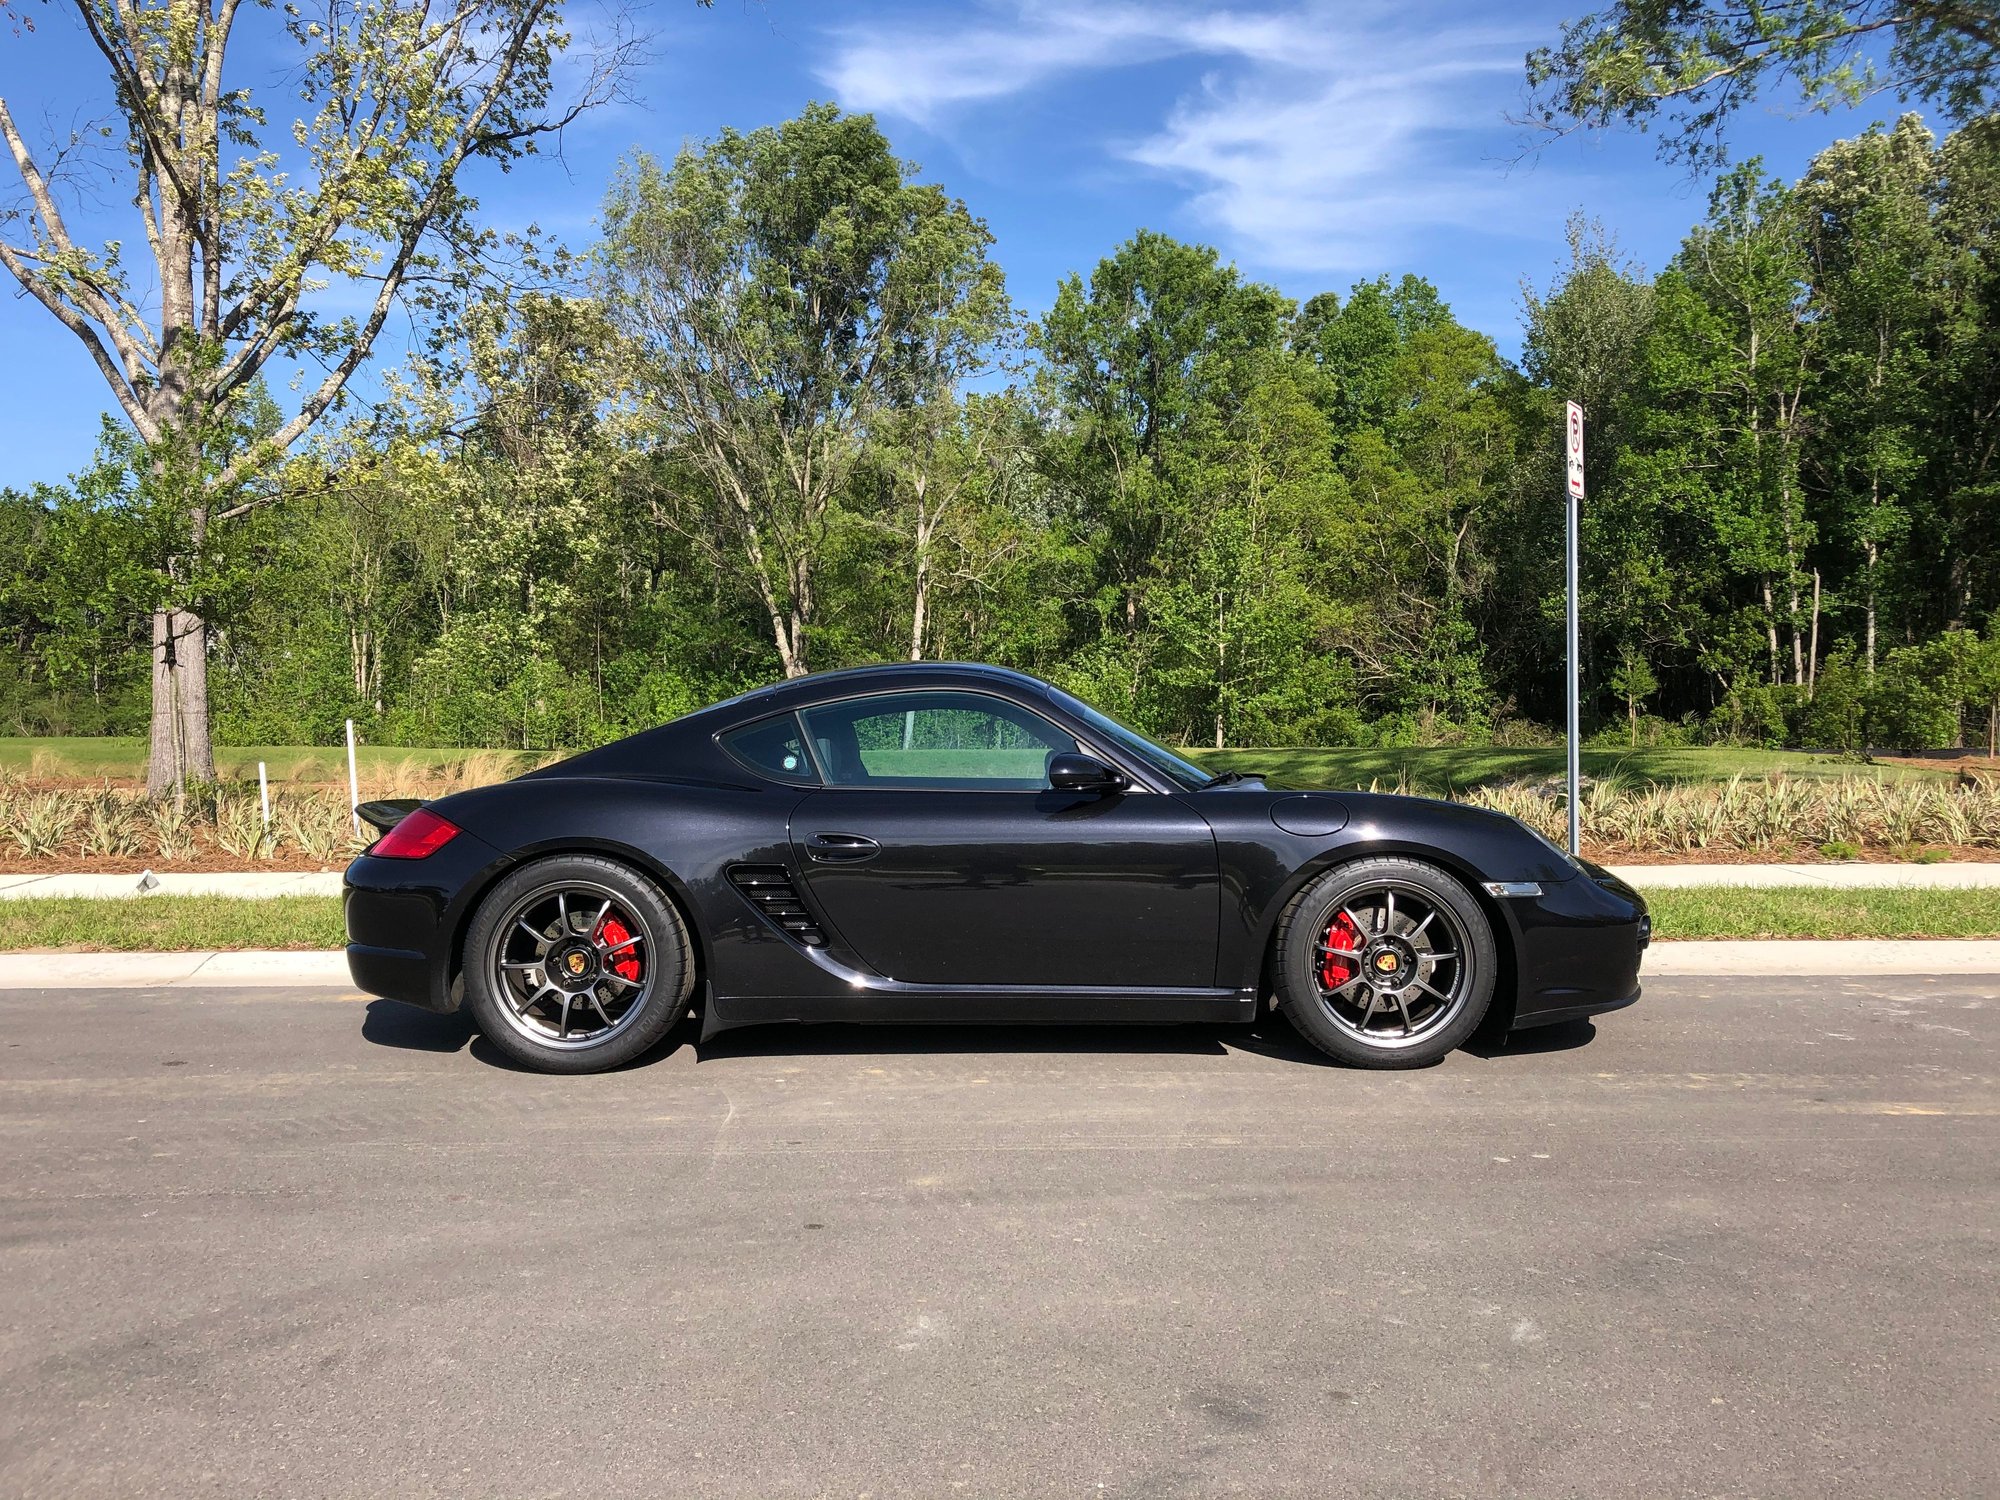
left=345, top=663, right=1647, bottom=1073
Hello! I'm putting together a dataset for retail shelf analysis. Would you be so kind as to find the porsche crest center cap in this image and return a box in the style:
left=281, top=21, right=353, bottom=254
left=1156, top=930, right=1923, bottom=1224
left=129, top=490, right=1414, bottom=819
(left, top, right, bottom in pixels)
left=1374, top=951, right=1400, bottom=974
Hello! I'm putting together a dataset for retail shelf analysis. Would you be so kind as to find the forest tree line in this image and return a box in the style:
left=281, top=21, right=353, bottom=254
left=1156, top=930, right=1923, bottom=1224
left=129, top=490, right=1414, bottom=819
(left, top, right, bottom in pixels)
left=4, top=104, right=1999, bottom=757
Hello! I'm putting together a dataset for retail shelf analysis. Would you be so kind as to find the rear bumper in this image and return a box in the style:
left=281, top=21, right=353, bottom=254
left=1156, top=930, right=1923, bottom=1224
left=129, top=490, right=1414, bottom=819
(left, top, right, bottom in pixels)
left=343, top=833, right=508, bottom=1013
left=345, top=939, right=449, bottom=1012
left=1505, top=861, right=1648, bottom=1031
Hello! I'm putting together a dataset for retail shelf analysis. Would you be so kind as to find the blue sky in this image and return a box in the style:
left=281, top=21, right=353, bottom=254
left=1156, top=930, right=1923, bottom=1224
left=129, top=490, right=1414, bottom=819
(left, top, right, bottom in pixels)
left=0, top=0, right=1924, bottom=490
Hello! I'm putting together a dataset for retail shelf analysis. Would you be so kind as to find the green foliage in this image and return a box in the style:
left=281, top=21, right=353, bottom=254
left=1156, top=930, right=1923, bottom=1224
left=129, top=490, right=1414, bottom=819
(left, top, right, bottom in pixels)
left=1867, top=632, right=1976, bottom=749
left=6, top=100, right=2000, bottom=761
left=1524, top=2, right=2000, bottom=170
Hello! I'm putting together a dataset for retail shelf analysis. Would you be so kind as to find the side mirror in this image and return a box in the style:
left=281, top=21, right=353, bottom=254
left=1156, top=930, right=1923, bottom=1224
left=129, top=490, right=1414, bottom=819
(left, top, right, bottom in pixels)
left=1048, top=752, right=1126, bottom=794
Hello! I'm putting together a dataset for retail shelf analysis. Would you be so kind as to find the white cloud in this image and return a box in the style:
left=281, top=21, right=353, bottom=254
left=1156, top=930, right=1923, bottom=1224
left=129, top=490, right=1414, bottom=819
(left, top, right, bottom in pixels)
left=818, top=2, right=1560, bottom=273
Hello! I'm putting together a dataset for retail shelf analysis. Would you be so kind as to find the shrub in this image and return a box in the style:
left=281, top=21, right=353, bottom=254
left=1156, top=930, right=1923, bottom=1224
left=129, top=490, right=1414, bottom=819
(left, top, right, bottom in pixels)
left=1867, top=633, right=1975, bottom=751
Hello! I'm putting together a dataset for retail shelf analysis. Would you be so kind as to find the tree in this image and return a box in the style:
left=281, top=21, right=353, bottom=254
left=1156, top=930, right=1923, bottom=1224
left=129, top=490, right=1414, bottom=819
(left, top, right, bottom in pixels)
left=866, top=392, right=1027, bottom=663
left=1963, top=623, right=2000, bottom=757
left=1524, top=1, right=2000, bottom=169
left=0, top=0, right=649, bottom=794
left=1799, top=116, right=1940, bottom=672
left=1034, top=231, right=1288, bottom=720
left=1607, top=643, right=1660, bottom=743
left=600, top=104, right=1002, bottom=679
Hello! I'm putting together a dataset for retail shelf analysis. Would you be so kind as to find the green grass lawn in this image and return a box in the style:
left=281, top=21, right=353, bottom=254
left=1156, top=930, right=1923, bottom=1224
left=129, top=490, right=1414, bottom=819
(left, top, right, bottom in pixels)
left=0, top=895, right=345, bottom=950
left=6, top=886, right=1994, bottom=951
left=1186, top=744, right=1950, bottom=792
left=1644, top=886, right=2000, bottom=939
left=0, top=735, right=1953, bottom=792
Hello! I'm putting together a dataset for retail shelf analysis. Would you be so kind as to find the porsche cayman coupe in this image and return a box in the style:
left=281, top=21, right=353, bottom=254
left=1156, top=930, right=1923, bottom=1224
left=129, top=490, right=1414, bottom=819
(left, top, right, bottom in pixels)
left=346, top=663, right=1647, bottom=1072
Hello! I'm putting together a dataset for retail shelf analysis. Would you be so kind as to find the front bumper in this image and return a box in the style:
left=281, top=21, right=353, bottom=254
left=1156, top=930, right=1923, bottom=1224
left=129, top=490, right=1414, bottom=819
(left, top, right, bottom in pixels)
left=1504, top=860, right=1648, bottom=1031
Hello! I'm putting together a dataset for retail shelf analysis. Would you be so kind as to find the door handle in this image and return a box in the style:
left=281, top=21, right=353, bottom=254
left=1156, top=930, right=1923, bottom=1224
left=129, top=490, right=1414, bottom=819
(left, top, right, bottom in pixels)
left=806, top=831, right=880, bottom=863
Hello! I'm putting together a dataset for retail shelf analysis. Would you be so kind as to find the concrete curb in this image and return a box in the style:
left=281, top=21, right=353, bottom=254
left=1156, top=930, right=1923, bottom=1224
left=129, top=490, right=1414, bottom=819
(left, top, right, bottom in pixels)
left=0, top=951, right=355, bottom=988
left=1645, top=940, right=2000, bottom=975
left=1, top=864, right=1998, bottom=900
left=2, top=942, right=1997, bottom=989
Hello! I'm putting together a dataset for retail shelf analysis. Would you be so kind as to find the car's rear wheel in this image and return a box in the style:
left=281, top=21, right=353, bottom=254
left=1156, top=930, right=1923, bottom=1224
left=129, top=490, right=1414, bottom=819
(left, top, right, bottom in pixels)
left=1271, top=856, right=1496, bottom=1069
left=463, top=855, right=693, bottom=1073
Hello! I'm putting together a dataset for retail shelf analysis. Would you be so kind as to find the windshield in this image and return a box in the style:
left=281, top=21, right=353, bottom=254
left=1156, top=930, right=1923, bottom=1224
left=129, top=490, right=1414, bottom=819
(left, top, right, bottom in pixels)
left=1046, top=687, right=1212, bottom=791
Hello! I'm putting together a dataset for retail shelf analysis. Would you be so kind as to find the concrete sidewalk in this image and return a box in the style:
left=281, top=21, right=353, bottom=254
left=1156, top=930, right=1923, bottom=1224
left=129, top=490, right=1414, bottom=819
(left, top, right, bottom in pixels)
left=2, top=863, right=1998, bottom=900
left=3, top=941, right=1996, bottom=990
left=0, top=871, right=345, bottom=899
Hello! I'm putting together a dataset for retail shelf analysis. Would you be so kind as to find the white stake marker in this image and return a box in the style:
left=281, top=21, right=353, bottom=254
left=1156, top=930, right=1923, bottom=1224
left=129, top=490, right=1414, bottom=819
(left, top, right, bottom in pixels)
left=345, top=719, right=362, bottom=838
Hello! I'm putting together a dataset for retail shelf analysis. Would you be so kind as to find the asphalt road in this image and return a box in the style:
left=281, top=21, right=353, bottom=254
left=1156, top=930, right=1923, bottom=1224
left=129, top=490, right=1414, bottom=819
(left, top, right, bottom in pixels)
left=1, top=977, right=1994, bottom=1499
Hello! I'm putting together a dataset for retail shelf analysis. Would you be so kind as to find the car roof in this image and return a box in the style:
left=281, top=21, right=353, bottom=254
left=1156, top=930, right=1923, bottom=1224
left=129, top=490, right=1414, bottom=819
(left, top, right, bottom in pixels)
left=699, top=661, right=1054, bottom=722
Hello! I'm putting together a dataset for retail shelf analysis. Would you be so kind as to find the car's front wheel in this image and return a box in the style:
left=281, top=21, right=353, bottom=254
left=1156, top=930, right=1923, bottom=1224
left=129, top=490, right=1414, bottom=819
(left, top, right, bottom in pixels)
left=462, top=855, right=694, bottom=1073
left=1272, top=856, right=1496, bottom=1068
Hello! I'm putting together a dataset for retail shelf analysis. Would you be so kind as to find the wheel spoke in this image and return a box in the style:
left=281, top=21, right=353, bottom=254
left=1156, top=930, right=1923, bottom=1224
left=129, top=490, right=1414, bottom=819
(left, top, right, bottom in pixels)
left=1420, top=949, right=1458, bottom=964
left=1413, top=977, right=1452, bottom=1003
left=599, top=932, right=644, bottom=959
left=1408, top=909, right=1436, bottom=940
left=589, top=898, right=614, bottom=940
left=518, top=984, right=558, bottom=1016
left=556, top=891, right=572, bottom=934
left=1391, top=988, right=1415, bottom=1034
left=1384, top=890, right=1396, bottom=933
left=515, top=919, right=549, bottom=951
left=557, top=992, right=573, bottom=1038
left=587, top=986, right=615, bottom=1028
left=500, top=960, right=542, bottom=972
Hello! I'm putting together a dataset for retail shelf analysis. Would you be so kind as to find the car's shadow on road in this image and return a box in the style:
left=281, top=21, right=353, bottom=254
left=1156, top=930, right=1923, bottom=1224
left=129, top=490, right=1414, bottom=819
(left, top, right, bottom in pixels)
left=360, top=999, right=475, bottom=1053
left=360, top=1000, right=1600, bottom=1072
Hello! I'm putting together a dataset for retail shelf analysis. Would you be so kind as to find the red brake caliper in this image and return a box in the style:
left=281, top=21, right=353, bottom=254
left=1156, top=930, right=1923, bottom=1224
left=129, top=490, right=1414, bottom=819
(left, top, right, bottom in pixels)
left=1320, top=911, right=1361, bottom=990
left=598, top=915, right=643, bottom=982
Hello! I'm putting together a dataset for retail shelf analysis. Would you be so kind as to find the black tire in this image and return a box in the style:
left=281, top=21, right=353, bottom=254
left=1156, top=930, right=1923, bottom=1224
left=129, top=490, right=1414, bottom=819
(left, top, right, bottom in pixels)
left=462, top=854, right=694, bottom=1074
left=1271, top=855, right=1496, bottom=1069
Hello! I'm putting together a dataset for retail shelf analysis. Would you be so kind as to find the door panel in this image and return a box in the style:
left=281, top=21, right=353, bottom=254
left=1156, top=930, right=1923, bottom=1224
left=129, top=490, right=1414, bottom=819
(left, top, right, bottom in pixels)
left=789, top=789, right=1219, bottom=988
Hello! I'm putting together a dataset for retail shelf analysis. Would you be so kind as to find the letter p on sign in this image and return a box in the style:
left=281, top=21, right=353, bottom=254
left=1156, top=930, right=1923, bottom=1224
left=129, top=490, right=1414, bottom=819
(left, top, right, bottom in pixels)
left=1565, top=400, right=1585, bottom=500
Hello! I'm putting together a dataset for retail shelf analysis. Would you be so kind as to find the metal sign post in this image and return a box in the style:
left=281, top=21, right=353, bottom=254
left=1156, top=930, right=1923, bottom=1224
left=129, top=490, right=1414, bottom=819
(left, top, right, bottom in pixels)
left=1564, top=401, right=1585, bottom=858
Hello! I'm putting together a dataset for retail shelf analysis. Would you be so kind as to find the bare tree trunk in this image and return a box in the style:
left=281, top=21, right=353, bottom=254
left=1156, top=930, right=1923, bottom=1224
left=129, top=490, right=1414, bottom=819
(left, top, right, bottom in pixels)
left=146, top=610, right=181, bottom=801
left=146, top=607, right=215, bottom=798
left=175, top=609, right=214, bottom=786
left=909, top=497, right=932, bottom=662
left=1807, top=570, right=1821, bottom=697
left=1865, top=540, right=1878, bottom=675
left=1761, top=578, right=1780, bottom=684
left=1214, top=588, right=1226, bottom=750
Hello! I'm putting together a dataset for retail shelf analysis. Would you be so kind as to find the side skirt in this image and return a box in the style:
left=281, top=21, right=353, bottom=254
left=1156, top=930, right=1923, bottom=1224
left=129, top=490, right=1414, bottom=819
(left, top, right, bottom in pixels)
left=703, top=986, right=1258, bottom=1039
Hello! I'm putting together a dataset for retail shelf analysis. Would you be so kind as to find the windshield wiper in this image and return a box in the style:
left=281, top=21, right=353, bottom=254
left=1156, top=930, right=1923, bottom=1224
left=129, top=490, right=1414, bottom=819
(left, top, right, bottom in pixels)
left=1203, top=770, right=1250, bottom=788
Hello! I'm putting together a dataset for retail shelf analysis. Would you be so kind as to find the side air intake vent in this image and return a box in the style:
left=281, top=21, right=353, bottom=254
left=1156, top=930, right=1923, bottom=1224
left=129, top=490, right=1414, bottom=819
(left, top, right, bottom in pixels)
left=727, top=865, right=826, bottom=947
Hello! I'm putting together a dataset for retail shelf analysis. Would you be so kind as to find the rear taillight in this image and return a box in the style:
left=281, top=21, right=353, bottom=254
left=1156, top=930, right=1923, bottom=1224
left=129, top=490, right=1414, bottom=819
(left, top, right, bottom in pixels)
left=369, top=807, right=461, bottom=860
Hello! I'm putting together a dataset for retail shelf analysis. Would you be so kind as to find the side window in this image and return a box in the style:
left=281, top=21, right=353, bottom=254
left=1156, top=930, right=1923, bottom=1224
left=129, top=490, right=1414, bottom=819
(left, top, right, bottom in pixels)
left=800, top=692, right=1080, bottom=789
left=719, top=712, right=820, bottom=786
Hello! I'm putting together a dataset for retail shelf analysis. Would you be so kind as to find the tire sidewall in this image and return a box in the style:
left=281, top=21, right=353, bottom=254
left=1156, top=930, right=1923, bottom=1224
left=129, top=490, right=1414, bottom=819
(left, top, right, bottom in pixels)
left=1277, top=856, right=1497, bottom=1068
left=463, top=855, right=692, bottom=1073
